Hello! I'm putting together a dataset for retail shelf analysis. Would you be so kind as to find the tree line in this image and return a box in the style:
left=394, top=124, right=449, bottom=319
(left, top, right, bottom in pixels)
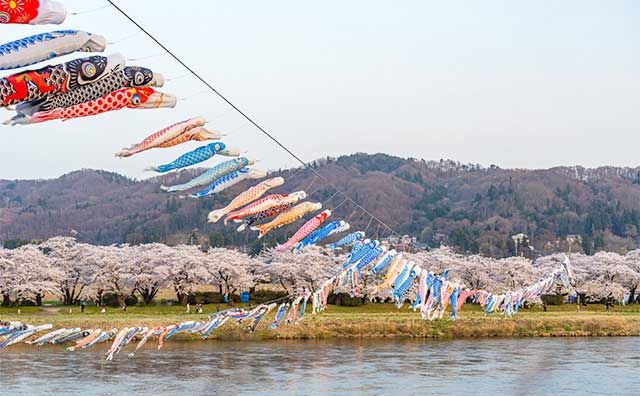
left=1, top=237, right=639, bottom=307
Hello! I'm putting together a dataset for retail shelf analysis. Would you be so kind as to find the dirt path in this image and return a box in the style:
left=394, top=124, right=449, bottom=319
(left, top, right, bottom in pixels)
left=36, top=307, right=62, bottom=316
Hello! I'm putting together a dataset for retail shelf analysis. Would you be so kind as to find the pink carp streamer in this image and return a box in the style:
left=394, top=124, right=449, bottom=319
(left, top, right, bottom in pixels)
left=274, top=210, right=331, bottom=252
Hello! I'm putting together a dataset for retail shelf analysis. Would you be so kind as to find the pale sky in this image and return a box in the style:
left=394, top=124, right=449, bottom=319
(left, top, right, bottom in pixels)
left=1, top=0, right=638, bottom=180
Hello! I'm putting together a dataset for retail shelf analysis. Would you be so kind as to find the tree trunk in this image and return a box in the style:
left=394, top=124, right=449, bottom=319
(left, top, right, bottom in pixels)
left=176, top=292, right=187, bottom=305
left=63, top=288, right=73, bottom=306
left=139, top=288, right=158, bottom=305
left=2, top=293, right=10, bottom=306
left=35, top=293, right=43, bottom=307
left=628, top=287, right=637, bottom=304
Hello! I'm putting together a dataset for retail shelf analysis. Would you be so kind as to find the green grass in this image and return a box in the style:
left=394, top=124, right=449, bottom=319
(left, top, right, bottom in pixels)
left=2, top=303, right=640, bottom=340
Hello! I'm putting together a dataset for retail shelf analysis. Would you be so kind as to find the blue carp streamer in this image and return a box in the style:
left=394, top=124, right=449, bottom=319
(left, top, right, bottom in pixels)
left=295, top=220, right=349, bottom=252
left=149, top=142, right=227, bottom=173
left=327, top=231, right=365, bottom=249
left=161, top=157, right=254, bottom=193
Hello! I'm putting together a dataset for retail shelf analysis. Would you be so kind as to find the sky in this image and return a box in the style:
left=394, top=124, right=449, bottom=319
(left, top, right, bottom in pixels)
left=1, top=0, right=638, bottom=180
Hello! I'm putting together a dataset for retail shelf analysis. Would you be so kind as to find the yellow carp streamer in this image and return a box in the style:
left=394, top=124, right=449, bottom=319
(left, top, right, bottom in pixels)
left=251, top=201, right=322, bottom=239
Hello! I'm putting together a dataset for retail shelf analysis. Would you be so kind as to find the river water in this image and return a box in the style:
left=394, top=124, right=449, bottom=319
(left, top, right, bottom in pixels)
left=1, top=338, right=638, bottom=395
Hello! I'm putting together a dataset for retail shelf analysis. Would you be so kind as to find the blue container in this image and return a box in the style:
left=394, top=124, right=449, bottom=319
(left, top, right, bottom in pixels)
left=240, top=292, right=250, bottom=303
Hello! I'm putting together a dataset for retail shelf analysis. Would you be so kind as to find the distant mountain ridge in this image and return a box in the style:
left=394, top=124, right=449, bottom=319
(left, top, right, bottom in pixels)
left=2, top=154, right=639, bottom=257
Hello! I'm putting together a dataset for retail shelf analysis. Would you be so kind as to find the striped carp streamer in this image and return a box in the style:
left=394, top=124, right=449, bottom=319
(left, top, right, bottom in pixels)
left=16, top=66, right=165, bottom=118
left=0, top=30, right=105, bottom=70
left=116, top=117, right=208, bottom=158
left=161, top=157, right=255, bottom=193
left=295, top=220, right=350, bottom=252
left=146, top=142, right=241, bottom=173
left=223, top=191, right=307, bottom=225
left=275, top=209, right=331, bottom=253
left=327, top=231, right=365, bottom=249
left=251, top=201, right=322, bottom=239
left=6, top=87, right=177, bottom=125
left=235, top=200, right=298, bottom=232
left=0, top=0, right=67, bottom=25
left=207, top=177, right=285, bottom=222
left=0, top=54, right=124, bottom=107
left=189, top=168, right=268, bottom=198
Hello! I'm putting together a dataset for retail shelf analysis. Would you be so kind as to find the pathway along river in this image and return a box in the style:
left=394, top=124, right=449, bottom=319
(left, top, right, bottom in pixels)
left=1, top=338, right=638, bottom=395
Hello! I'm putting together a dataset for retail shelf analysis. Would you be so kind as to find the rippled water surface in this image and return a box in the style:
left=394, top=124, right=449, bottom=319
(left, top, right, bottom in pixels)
left=1, top=338, right=638, bottom=395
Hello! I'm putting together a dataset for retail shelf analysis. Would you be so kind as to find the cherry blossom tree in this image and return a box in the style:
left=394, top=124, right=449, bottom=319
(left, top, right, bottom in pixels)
left=534, top=252, right=631, bottom=302
left=167, top=245, right=209, bottom=304
left=0, top=245, right=62, bottom=306
left=94, top=245, right=138, bottom=306
left=406, top=247, right=461, bottom=273
left=494, top=256, right=540, bottom=290
left=454, top=254, right=496, bottom=290
left=204, top=248, right=258, bottom=299
left=0, top=248, right=17, bottom=306
left=591, top=251, right=638, bottom=302
left=40, top=237, right=99, bottom=305
left=624, top=250, right=640, bottom=303
left=260, top=246, right=341, bottom=293
left=128, top=244, right=172, bottom=305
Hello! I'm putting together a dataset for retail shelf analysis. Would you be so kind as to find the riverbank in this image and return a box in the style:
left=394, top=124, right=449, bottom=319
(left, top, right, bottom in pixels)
left=3, top=304, right=640, bottom=340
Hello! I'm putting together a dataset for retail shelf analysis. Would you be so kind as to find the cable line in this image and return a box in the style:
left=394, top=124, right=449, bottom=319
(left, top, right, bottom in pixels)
left=106, top=0, right=401, bottom=237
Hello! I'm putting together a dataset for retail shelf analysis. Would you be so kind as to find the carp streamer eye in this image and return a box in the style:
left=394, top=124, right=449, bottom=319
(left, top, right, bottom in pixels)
left=134, top=71, right=145, bottom=86
left=81, top=62, right=97, bottom=79
left=131, top=93, right=141, bottom=105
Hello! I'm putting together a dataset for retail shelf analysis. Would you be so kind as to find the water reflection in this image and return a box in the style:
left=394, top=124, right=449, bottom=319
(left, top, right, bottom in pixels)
left=0, top=338, right=637, bottom=395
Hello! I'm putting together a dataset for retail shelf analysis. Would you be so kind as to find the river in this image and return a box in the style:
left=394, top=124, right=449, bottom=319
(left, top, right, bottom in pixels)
left=1, top=338, right=638, bottom=395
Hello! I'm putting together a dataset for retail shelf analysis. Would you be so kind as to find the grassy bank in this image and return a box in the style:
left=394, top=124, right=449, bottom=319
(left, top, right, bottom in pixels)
left=2, top=303, right=640, bottom=340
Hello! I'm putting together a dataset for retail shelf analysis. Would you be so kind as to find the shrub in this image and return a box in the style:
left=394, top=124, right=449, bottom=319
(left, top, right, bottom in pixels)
left=252, top=290, right=289, bottom=304
left=102, top=293, right=138, bottom=307
left=327, top=293, right=365, bottom=306
left=188, top=292, right=222, bottom=305
left=101, top=293, right=118, bottom=307
left=541, top=294, right=564, bottom=305
left=125, top=294, right=138, bottom=306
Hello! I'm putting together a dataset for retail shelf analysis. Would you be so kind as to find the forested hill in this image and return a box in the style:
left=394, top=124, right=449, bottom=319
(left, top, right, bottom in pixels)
left=2, top=154, right=640, bottom=257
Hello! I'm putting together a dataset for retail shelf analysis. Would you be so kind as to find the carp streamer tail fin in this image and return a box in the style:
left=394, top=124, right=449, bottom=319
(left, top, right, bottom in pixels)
left=251, top=224, right=269, bottom=239
left=208, top=209, right=225, bottom=223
